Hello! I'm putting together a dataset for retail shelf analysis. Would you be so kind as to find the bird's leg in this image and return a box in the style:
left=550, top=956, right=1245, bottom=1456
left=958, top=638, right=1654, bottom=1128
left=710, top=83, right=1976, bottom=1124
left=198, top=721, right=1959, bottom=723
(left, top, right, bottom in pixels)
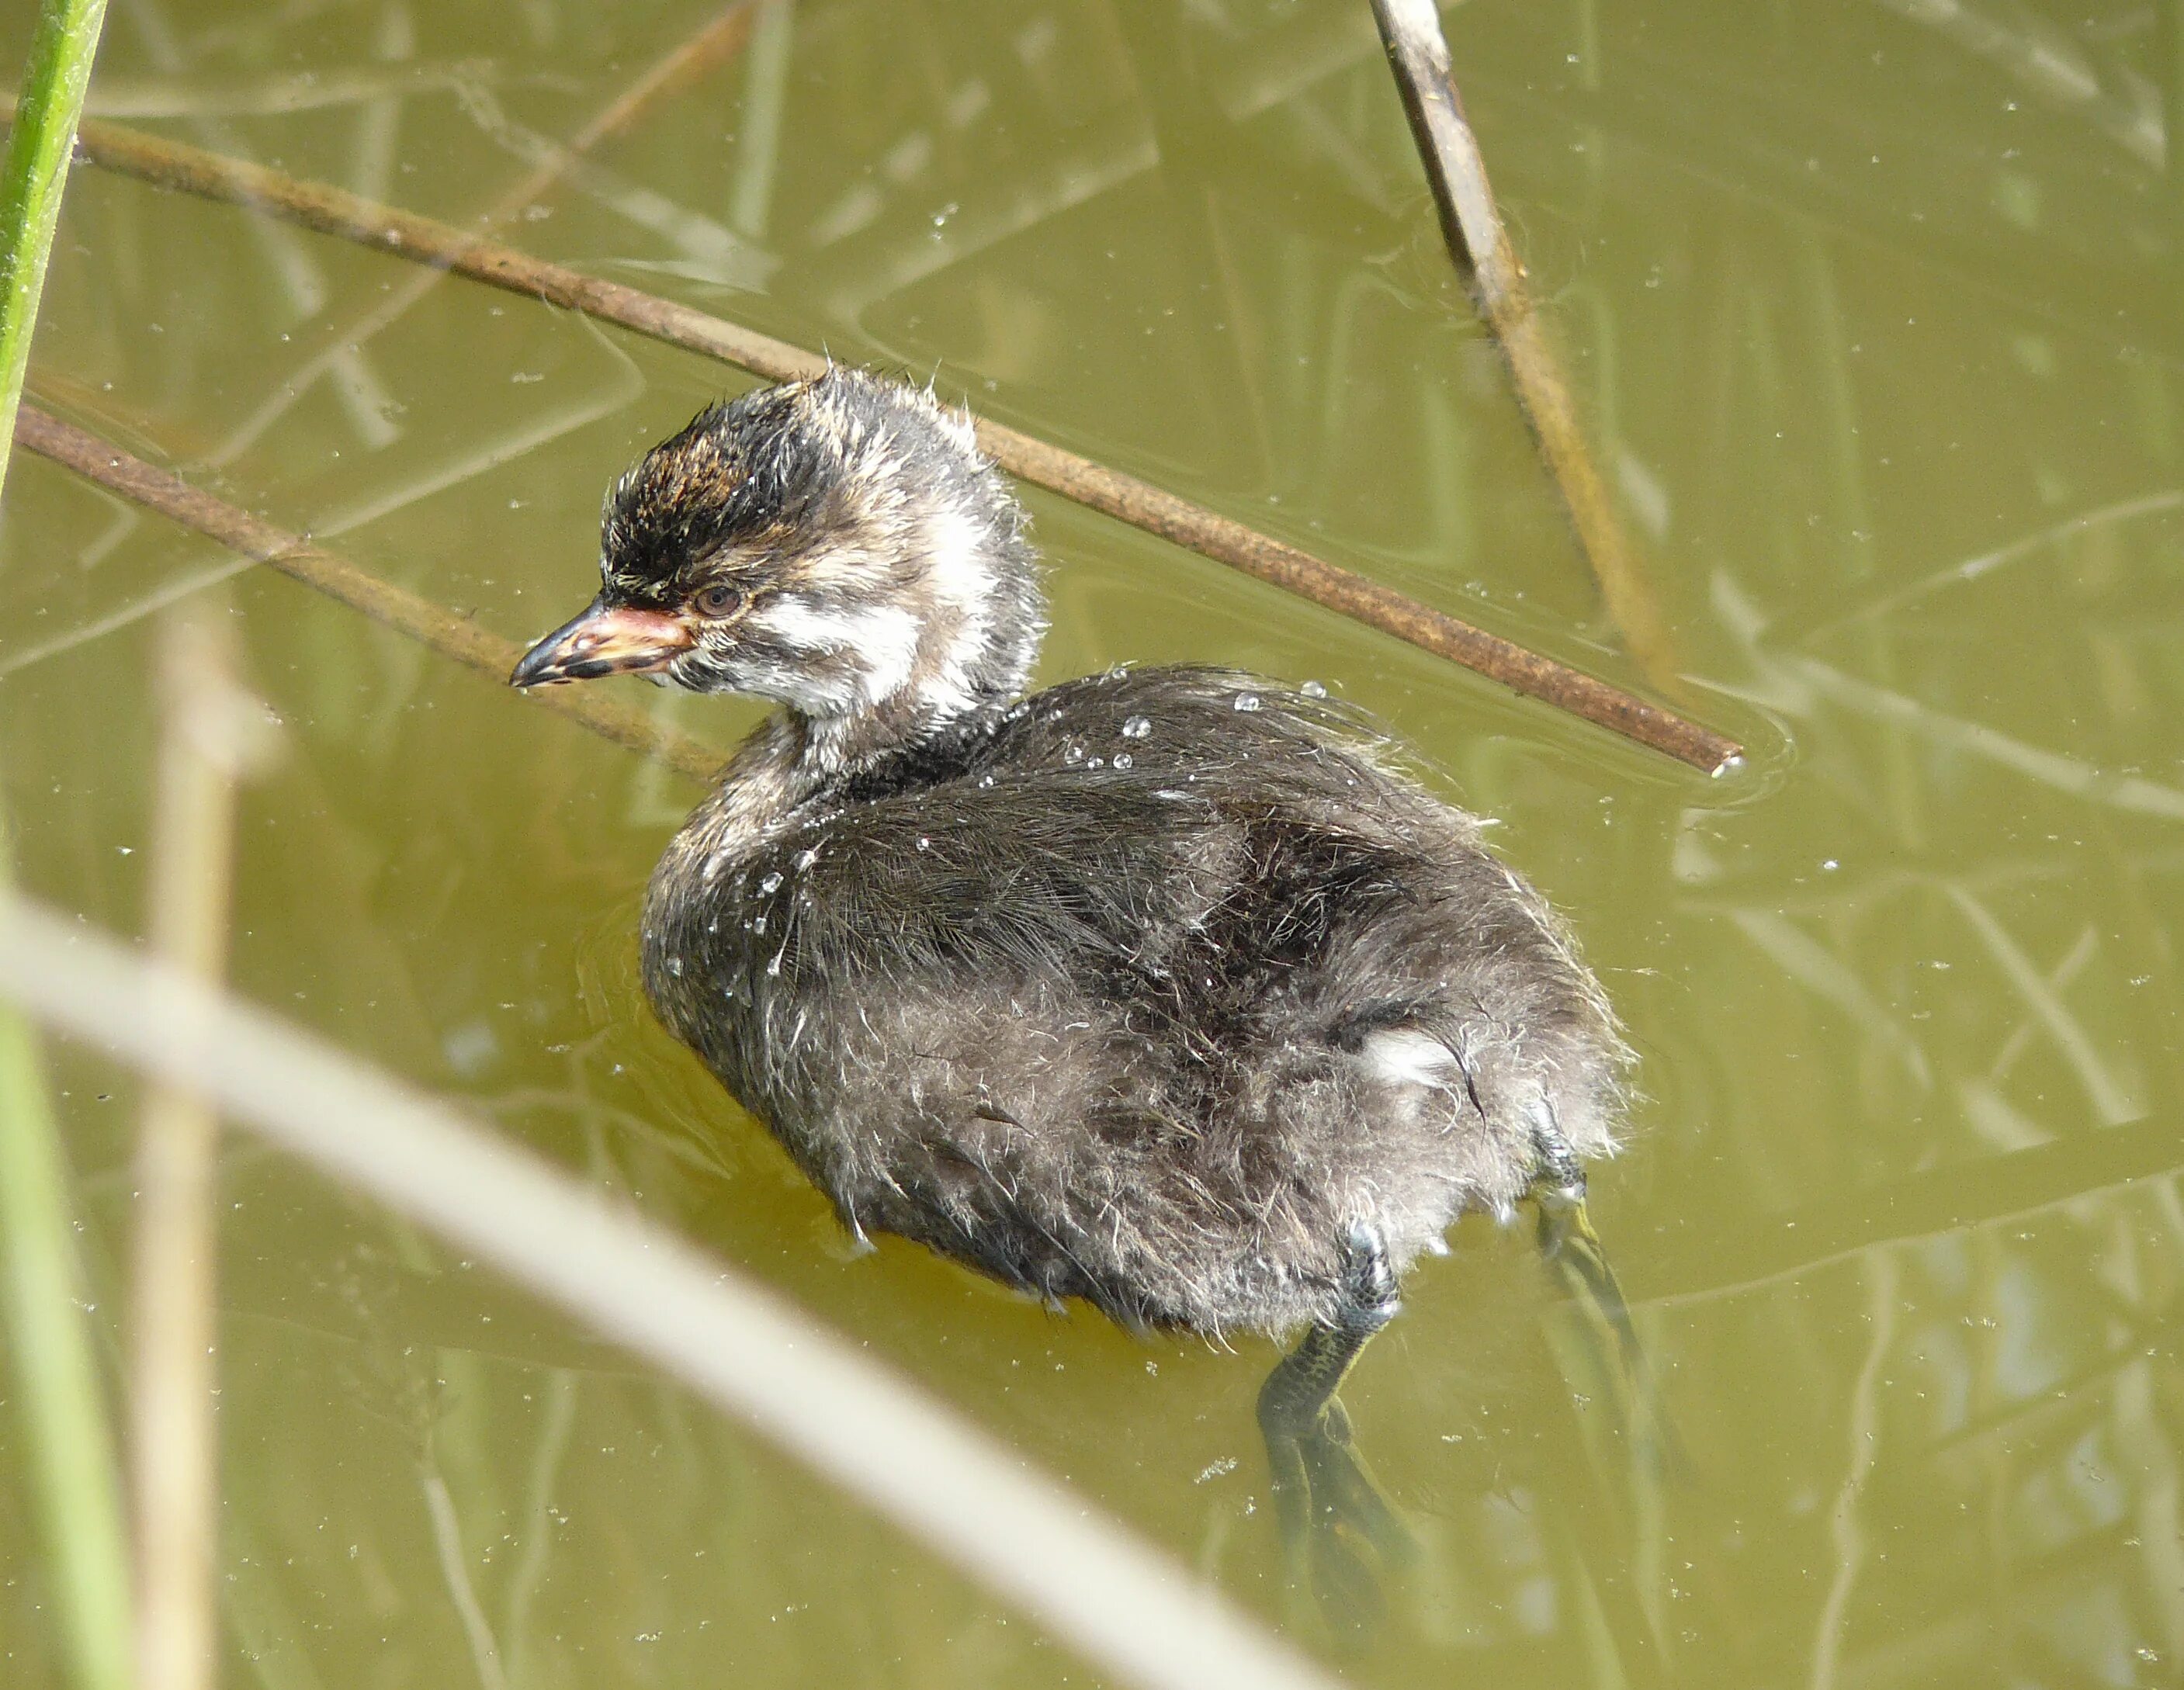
left=1529, top=1135, right=1641, bottom=1377
left=1257, top=1221, right=1411, bottom=1628
left=1528, top=1111, right=1683, bottom=1481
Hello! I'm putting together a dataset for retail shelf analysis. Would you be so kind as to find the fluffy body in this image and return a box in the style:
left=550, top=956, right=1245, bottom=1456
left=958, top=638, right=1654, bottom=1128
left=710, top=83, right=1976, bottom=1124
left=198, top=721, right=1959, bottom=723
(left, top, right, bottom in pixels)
left=557, top=369, right=1627, bottom=1338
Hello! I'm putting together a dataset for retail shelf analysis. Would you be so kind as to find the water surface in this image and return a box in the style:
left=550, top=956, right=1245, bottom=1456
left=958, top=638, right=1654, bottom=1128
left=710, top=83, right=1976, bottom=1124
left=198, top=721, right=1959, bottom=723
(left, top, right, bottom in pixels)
left=4, top=2, right=2181, bottom=1685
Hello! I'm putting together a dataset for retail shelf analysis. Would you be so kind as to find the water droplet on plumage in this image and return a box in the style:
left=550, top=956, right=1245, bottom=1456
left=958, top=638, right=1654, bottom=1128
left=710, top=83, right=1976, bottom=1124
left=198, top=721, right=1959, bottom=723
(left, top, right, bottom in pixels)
left=753, top=916, right=768, bottom=934
left=759, top=871, right=783, bottom=895
left=1112, top=753, right=1132, bottom=770
left=1300, top=679, right=1327, bottom=698
left=666, top=956, right=684, bottom=977
left=978, top=773, right=996, bottom=788
left=796, top=848, right=819, bottom=871
left=1121, top=715, right=1152, bottom=739
left=916, top=836, right=931, bottom=851
left=1233, top=693, right=1261, bottom=712
left=1064, top=742, right=1083, bottom=763
left=1085, top=757, right=1104, bottom=769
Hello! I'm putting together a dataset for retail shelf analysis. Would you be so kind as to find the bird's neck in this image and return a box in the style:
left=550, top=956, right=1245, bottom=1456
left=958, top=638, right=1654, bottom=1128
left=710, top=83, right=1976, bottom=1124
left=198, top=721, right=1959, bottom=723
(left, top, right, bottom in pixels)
left=793, top=527, right=1042, bottom=776
left=673, top=691, right=999, bottom=874
left=799, top=688, right=989, bottom=779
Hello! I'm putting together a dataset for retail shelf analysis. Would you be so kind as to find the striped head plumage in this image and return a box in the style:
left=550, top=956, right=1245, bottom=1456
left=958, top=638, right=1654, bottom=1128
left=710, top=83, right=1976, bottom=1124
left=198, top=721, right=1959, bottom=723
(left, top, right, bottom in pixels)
left=513, top=369, right=1045, bottom=767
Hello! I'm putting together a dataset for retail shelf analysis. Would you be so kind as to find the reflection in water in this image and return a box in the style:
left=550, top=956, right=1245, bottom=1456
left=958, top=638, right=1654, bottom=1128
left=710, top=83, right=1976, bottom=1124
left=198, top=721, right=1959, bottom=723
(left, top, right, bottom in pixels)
left=5, top=0, right=2183, bottom=1685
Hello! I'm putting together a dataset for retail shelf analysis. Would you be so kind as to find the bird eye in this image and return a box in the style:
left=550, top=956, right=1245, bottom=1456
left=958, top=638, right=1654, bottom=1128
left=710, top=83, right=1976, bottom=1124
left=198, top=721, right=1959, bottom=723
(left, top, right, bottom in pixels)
left=695, top=584, right=742, bottom=618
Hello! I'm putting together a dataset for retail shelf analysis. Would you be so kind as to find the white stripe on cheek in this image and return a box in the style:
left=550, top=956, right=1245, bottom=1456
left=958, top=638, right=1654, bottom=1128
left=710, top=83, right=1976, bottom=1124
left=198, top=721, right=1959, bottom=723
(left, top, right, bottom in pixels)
left=848, top=603, right=922, bottom=702
left=750, top=596, right=844, bottom=652
left=749, top=597, right=922, bottom=706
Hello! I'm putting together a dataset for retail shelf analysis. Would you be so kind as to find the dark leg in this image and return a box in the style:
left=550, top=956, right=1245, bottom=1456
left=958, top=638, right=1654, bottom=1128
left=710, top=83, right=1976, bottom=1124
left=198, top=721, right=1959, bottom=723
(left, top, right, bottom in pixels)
left=1528, top=1114, right=1683, bottom=1480
left=1257, top=1222, right=1411, bottom=1629
left=1534, top=1185, right=1643, bottom=1377
left=1527, top=1117, right=1686, bottom=1663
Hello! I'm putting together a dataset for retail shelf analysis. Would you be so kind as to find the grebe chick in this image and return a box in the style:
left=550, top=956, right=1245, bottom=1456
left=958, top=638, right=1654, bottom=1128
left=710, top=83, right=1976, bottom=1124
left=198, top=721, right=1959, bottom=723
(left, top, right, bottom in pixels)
left=512, top=369, right=1631, bottom=1589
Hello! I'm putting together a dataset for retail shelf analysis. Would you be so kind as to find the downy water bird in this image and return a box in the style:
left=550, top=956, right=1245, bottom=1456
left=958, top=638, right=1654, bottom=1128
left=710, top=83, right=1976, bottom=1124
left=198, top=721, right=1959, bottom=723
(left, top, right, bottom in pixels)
left=511, top=367, right=1633, bottom=1593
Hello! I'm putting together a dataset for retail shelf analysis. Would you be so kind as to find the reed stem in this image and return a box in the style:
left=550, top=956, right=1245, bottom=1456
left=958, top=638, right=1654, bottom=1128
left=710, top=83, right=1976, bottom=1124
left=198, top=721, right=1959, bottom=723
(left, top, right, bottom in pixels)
left=0, top=0, right=109, bottom=495
left=1369, top=0, right=1680, bottom=686
left=0, top=6, right=137, bottom=1688
left=36, top=109, right=1739, bottom=772
left=13, top=407, right=723, bottom=784
left=0, top=949, right=135, bottom=1690
left=129, top=602, right=265, bottom=1690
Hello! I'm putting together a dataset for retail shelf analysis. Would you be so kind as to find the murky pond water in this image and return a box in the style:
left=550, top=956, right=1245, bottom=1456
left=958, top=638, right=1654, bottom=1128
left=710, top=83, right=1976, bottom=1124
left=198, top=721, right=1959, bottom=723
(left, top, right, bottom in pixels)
left=5, top=1, right=2182, bottom=1685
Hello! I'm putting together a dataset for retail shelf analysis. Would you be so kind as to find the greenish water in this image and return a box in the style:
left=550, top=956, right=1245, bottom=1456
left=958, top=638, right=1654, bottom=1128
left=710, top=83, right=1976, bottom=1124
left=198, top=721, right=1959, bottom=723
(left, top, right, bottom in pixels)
left=5, top=1, right=2182, bottom=1685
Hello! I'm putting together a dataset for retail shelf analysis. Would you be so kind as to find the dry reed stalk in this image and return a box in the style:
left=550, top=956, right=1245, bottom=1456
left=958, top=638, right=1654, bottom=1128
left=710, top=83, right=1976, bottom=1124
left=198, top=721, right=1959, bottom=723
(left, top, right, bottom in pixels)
left=14, top=406, right=723, bottom=783
left=130, top=599, right=271, bottom=1690
left=1368, top=0, right=1680, bottom=687
left=43, top=111, right=1740, bottom=772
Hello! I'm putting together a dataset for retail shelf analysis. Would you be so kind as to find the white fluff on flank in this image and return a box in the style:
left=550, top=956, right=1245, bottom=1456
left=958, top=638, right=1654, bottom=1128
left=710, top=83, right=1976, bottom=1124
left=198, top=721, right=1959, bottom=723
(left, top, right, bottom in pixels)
left=1361, top=1028, right=1461, bottom=1088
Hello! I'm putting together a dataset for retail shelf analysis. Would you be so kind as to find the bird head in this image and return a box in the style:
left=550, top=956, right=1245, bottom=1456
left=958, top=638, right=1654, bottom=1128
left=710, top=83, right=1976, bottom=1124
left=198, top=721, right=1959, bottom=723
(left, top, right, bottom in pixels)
left=512, top=369, right=1043, bottom=761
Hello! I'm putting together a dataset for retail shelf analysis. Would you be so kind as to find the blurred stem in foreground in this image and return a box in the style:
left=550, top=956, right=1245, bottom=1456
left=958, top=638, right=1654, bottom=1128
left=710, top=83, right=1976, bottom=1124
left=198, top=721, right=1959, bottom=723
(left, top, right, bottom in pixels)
left=0, top=0, right=111, bottom=496
left=0, top=894, right=1340, bottom=1690
left=0, top=797, right=134, bottom=1690
left=132, top=598, right=272, bottom=1690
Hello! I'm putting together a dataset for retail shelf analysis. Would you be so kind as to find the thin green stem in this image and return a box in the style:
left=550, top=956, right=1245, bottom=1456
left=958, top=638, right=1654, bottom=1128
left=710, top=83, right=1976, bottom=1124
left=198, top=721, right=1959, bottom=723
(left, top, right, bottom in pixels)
left=1, top=13, right=127, bottom=1640
left=0, top=8, right=134, bottom=1676
left=0, top=0, right=111, bottom=500
left=0, top=809, right=134, bottom=1690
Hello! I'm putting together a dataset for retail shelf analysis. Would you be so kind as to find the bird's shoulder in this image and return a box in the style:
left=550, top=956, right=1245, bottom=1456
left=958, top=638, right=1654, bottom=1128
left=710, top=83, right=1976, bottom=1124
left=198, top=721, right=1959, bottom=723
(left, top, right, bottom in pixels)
left=822, top=664, right=1444, bottom=857
left=730, top=668, right=1460, bottom=975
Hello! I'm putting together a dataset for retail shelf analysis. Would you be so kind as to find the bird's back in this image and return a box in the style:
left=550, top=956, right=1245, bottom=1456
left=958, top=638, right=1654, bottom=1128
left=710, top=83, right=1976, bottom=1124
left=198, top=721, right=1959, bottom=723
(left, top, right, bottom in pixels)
left=643, top=667, right=1625, bottom=1333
